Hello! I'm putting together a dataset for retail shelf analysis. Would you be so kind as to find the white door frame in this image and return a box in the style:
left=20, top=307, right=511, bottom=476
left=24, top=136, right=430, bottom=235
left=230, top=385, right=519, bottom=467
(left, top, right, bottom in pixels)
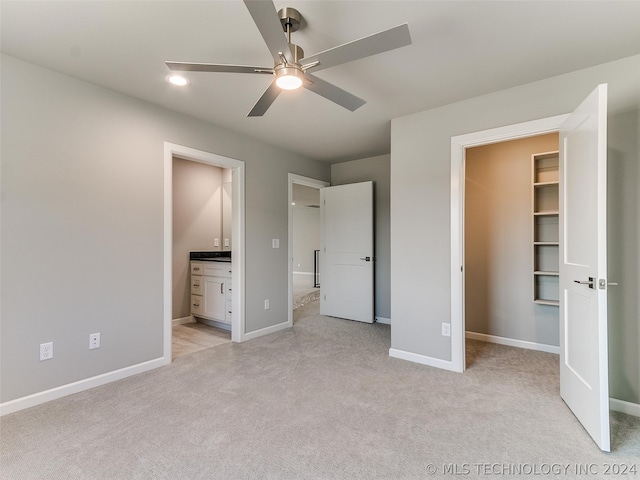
left=287, top=173, right=330, bottom=327
left=164, top=142, right=246, bottom=364
left=449, top=115, right=569, bottom=373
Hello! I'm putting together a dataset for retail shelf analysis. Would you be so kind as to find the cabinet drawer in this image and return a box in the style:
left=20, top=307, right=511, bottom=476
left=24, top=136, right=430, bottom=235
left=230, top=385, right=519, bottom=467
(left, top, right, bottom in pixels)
left=202, top=263, right=228, bottom=277
left=191, top=262, right=204, bottom=276
left=191, top=276, right=203, bottom=295
left=191, top=295, right=203, bottom=315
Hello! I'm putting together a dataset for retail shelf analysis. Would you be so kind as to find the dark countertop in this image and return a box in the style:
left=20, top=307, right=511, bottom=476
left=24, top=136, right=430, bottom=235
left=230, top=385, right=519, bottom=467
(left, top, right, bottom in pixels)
left=190, top=251, right=232, bottom=262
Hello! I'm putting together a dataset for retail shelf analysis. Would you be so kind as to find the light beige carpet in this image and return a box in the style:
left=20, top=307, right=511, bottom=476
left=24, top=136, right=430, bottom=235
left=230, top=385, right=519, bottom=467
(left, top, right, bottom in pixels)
left=2, top=300, right=638, bottom=479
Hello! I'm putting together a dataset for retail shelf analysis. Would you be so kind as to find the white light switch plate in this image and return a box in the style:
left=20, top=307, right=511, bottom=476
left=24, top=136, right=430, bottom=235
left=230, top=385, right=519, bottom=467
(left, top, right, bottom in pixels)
left=272, top=239, right=279, bottom=249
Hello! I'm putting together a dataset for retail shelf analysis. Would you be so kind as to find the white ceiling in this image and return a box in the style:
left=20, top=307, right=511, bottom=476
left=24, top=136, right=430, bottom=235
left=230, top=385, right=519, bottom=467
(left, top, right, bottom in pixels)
left=2, top=1, right=640, bottom=163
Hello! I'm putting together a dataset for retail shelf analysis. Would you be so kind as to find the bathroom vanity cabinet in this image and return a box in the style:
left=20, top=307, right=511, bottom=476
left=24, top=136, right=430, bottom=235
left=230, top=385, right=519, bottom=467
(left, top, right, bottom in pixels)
left=190, top=260, right=232, bottom=326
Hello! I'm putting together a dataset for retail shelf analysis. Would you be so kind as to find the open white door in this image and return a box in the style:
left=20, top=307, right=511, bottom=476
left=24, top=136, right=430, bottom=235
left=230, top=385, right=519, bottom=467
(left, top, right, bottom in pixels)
left=320, top=181, right=374, bottom=323
left=559, top=84, right=610, bottom=451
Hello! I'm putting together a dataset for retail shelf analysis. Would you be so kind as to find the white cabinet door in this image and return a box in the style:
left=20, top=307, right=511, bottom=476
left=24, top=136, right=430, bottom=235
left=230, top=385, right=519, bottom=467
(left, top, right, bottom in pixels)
left=203, top=275, right=226, bottom=321
left=320, top=181, right=374, bottom=323
left=559, top=84, right=610, bottom=452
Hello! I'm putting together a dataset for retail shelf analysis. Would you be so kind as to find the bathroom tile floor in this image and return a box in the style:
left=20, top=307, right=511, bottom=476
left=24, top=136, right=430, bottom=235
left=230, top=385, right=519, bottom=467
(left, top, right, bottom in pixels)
left=172, top=322, right=231, bottom=360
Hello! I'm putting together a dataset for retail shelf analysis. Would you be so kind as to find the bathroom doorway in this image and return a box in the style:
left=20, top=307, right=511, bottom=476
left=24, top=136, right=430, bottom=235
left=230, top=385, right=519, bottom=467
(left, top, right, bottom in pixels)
left=163, top=143, right=246, bottom=363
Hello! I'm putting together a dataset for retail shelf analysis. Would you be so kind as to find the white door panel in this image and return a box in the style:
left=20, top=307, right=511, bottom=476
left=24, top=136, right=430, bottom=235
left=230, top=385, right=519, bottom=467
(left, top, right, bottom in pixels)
left=559, top=83, right=610, bottom=452
left=320, top=182, right=374, bottom=323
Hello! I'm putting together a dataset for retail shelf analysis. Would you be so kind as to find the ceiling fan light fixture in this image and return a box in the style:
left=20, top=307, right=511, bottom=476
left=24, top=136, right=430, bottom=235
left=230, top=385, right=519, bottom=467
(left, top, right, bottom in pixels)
left=275, top=66, right=303, bottom=90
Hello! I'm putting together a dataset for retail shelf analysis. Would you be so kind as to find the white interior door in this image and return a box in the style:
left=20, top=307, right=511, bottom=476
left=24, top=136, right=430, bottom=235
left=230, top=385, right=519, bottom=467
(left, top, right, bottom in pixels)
left=559, top=84, right=610, bottom=451
left=320, top=181, right=374, bottom=323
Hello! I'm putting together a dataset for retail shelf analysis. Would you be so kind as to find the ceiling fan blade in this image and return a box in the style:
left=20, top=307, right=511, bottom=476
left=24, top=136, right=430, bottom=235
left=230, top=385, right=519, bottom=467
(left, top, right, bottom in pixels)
left=248, top=81, right=281, bottom=117
left=300, top=23, right=411, bottom=73
left=243, top=0, right=293, bottom=64
left=303, top=74, right=366, bottom=112
left=166, top=61, right=273, bottom=74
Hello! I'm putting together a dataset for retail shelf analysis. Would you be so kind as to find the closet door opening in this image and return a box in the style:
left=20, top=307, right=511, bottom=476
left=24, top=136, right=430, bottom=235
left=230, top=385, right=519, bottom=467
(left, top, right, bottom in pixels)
left=464, top=133, right=560, bottom=365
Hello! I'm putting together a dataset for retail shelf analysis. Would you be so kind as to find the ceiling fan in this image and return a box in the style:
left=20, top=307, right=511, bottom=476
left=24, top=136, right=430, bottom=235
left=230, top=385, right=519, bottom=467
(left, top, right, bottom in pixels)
left=165, top=0, right=411, bottom=117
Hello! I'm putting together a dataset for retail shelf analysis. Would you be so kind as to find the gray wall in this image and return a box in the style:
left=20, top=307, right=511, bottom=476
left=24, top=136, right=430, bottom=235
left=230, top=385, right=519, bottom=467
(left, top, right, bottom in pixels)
left=465, top=134, right=559, bottom=346
left=390, top=54, right=640, bottom=404
left=331, top=155, right=391, bottom=320
left=0, top=54, right=329, bottom=403
left=292, top=207, right=320, bottom=274
left=172, top=158, right=223, bottom=319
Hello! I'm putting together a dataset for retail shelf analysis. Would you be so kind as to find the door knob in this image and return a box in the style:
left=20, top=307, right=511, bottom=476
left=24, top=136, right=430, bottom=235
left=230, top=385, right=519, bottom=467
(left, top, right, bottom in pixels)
left=574, top=277, right=595, bottom=289
left=359, top=256, right=372, bottom=262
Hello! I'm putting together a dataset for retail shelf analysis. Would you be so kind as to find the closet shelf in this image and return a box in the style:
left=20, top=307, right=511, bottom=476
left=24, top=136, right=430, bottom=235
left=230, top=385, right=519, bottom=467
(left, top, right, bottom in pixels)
left=533, top=151, right=560, bottom=306
left=534, top=299, right=560, bottom=306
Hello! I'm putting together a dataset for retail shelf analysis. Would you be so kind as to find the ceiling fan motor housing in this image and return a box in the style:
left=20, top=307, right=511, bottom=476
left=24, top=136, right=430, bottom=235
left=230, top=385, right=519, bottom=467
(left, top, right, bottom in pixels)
left=288, top=44, right=304, bottom=64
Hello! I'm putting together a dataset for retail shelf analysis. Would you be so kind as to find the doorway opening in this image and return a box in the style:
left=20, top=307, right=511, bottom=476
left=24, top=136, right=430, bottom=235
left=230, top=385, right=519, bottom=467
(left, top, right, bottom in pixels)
left=464, top=133, right=560, bottom=368
left=450, top=114, right=569, bottom=372
left=287, top=174, right=329, bottom=327
left=163, top=143, right=246, bottom=364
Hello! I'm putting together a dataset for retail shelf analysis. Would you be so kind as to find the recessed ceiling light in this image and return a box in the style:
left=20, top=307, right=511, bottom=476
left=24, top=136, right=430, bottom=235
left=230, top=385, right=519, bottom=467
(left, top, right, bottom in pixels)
left=166, top=74, right=190, bottom=87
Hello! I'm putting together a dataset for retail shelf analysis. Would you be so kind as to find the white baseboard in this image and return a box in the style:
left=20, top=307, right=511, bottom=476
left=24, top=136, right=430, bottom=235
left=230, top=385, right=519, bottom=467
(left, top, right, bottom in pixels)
left=243, top=320, right=290, bottom=341
left=610, top=398, right=640, bottom=417
left=389, top=348, right=460, bottom=372
left=375, top=317, right=391, bottom=325
left=196, top=317, right=231, bottom=332
left=466, top=331, right=560, bottom=355
left=172, top=316, right=195, bottom=326
left=0, top=356, right=168, bottom=417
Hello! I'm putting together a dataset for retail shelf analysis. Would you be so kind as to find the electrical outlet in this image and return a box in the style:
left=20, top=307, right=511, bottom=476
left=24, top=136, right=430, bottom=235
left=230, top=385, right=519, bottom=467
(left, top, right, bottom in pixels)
left=224, top=238, right=229, bottom=247
left=89, top=333, right=101, bottom=350
left=442, top=323, right=451, bottom=337
left=297, top=263, right=301, bottom=268
left=40, top=342, right=53, bottom=361
left=264, top=299, right=270, bottom=310
left=214, top=238, right=219, bottom=247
